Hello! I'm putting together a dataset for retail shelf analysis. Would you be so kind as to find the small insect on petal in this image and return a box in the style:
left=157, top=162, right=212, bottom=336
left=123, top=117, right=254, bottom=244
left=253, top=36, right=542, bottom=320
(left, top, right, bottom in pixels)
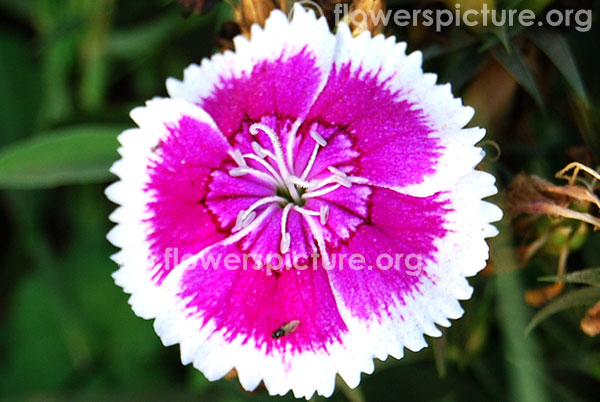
left=272, top=320, right=300, bottom=339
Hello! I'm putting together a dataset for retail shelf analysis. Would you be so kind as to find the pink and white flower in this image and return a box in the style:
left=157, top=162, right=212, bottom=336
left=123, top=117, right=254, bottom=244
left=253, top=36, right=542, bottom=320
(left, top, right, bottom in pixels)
left=106, top=5, right=502, bottom=399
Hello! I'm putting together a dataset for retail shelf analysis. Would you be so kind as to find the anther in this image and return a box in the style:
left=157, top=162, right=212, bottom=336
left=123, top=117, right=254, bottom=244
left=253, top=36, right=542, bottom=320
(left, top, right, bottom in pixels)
left=328, top=166, right=347, bottom=178
left=234, top=209, right=257, bottom=231
left=229, top=167, right=247, bottom=177
left=231, top=149, right=246, bottom=167
left=310, top=131, right=327, bottom=147
left=234, top=209, right=246, bottom=230
left=333, top=175, right=352, bottom=188
left=280, top=204, right=293, bottom=253
left=251, top=141, right=267, bottom=159
left=242, top=211, right=256, bottom=228
left=280, top=232, right=291, bottom=254
left=320, top=205, right=330, bottom=225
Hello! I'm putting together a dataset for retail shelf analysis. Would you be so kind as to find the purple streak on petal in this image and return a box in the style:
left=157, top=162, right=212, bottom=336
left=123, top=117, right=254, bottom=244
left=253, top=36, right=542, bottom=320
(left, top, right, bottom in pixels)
left=200, top=49, right=323, bottom=139
left=305, top=63, right=441, bottom=188
left=327, top=187, right=449, bottom=321
left=179, top=243, right=348, bottom=354
left=145, top=116, right=231, bottom=284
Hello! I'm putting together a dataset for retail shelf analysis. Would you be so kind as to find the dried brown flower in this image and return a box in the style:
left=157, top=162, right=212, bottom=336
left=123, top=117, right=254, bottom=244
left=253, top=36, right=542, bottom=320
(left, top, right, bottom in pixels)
left=581, top=300, right=600, bottom=337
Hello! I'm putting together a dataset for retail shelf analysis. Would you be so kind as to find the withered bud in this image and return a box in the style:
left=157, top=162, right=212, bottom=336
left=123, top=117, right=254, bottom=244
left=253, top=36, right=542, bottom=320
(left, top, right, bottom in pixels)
left=507, top=173, right=600, bottom=229
left=350, top=0, right=386, bottom=36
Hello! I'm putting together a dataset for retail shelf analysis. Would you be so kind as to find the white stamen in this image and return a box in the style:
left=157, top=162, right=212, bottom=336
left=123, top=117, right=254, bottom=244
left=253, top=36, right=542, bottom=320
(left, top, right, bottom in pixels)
left=223, top=205, right=278, bottom=246
left=300, top=144, right=320, bottom=181
left=242, top=211, right=256, bottom=228
left=230, top=149, right=246, bottom=167
left=328, top=166, right=347, bottom=178
left=237, top=196, right=286, bottom=232
left=251, top=142, right=267, bottom=159
left=280, top=204, right=293, bottom=254
left=288, top=176, right=315, bottom=189
left=250, top=123, right=301, bottom=203
left=333, top=175, right=352, bottom=188
left=229, top=166, right=279, bottom=186
left=229, top=167, right=247, bottom=177
left=280, top=232, right=291, bottom=254
left=320, top=205, right=330, bottom=225
left=298, top=212, right=331, bottom=268
left=234, top=210, right=257, bottom=231
left=286, top=119, right=302, bottom=169
left=310, top=131, right=327, bottom=147
left=249, top=123, right=288, bottom=173
left=300, top=131, right=328, bottom=180
left=294, top=206, right=321, bottom=216
left=243, top=154, right=286, bottom=187
left=303, top=184, right=342, bottom=199
left=234, top=209, right=246, bottom=230
left=305, top=176, right=338, bottom=190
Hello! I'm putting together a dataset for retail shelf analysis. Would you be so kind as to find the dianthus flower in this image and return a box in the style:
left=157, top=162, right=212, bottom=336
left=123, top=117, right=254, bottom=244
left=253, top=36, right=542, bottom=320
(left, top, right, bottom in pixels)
left=106, top=5, right=502, bottom=398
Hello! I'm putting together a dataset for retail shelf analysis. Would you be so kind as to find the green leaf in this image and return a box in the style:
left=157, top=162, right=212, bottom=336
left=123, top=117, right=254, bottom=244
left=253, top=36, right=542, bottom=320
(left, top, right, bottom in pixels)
left=526, top=287, right=600, bottom=334
left=4, top=272, right=74, bottom=393
left=0, top=125, right=122, bottom=189
left=492, top=45, right=545, bottom=111
left=492, top=224, right=549, bottom=402
left=490, top=26, right=511, bottom=53
left=423, top=30, right=477, bottom=61
left=478, top=24, right=524, bottom=53
left=528, top=29, right=589, bottom=106
left=539, top=268, right=600, bottom=287
left=108, top=14, right=178, bottom=60
left=0, top=32, right=41, bottom=145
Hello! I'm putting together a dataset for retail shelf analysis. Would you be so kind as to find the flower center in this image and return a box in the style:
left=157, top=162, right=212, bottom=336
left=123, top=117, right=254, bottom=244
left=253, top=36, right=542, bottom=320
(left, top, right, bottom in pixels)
left=227, top=123, right=357, bottom=254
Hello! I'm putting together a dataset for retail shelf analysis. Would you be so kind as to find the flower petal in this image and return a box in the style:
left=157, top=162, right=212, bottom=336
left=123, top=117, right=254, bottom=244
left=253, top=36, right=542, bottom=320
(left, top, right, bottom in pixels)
left=106, top=98, right=231, bottom=318
left=153, top=241, right=357, bottom=399
left=325, top=171, right=502, bottom=373
left=304, top=24, right=485, bottom=196
left=106, top=7, right=503, bottom=398
left=167, top=5, right=336, bottom=139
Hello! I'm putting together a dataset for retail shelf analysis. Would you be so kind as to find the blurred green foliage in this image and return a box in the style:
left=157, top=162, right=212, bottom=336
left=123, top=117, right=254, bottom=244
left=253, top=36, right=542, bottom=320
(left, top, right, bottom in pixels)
left=1, top=0, right=599, bottom=401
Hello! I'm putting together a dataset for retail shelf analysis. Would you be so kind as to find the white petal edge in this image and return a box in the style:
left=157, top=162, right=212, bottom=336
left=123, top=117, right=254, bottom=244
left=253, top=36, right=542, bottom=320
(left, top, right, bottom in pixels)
left=332, top=23, right=486, bottom=197
left=166, top=4, right=336, bottom=121
left=325, top=170, right=502, bottom=391
left=106, top=97, right=226, bottom=320
left=151, top=245, right=377, bottom=399
left=107, top=6, right=504, bottom=399
left=147, top=171, right=501, bottom=399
